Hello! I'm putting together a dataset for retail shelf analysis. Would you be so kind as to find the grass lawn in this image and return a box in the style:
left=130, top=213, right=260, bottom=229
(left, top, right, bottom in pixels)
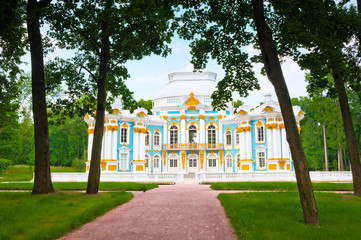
left=0, top=182, right=159, bottom=191
left=0, top=191, right=133, bottom=240
left=208, top=182, right=353, bottom=191
left=0, top=165, right=82, bottom=182
left=219, top=192, right=361, bottom=240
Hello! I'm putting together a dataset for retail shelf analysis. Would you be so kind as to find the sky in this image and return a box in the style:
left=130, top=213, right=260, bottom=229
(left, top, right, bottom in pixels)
left=22, top=34, right=309, bottom=109
left=123, top=35, right=308, bottom=108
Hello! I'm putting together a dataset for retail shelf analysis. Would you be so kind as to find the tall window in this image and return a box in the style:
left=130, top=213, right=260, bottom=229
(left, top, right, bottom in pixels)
left=119, top=153, right=128, bottom=170
left=154, top=132, right=160, bottom=147
left=207, top=125, right=216, bottom=144
left=256, top=125, right=265, bottom=143
left=120, top=128, right=128, bottom=144
left=226, top=155, right=233, bottom=168
left=235, top=131, right=240, bottom=145
left=170, top=125, right=178, bottom=144
left=225, top=131, right=232, bottom=146
left=170, top=159, right=178, bottom=167
left=145, top=131, right=150, bottom=146
left=154, top=155, right=160, bottom=168
left=189, top=125, right=197, bottom=143
left=208, top=158, right=217, bottom=167
left=235, top=153, right=240, bottom=163
left=257, top=152, right=266, bottom=169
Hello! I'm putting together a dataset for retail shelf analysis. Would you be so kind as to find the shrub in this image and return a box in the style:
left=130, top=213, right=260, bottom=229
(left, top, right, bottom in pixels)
left=0, top=159, right=12, bottom=174
left=71, top=157, right=85, bottom=171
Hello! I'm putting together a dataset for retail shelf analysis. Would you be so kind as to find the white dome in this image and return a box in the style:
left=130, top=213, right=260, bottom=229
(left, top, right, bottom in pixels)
left=154, top=72, right=217, bottom=100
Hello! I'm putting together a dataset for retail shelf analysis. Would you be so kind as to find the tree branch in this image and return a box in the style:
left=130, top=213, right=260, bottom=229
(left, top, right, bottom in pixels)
left=79, top=65, right=98, bottom=84
left=110, top=53, right=132, bottom=71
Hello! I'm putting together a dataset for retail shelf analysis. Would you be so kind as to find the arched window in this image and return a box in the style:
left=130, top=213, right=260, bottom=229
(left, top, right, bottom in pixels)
left=225, top=131, right=232, bottom=146
left=235, top=153, right=240, bottom=162
left=226, top=154, right=233, bottom=168
left=189, top=125, right=197, bottom=143
left=120, top=126, right=129, bottom=144
left=153, top=155, right=160, bottom=168
left=170, top=125, right=178, bottom=144
left=207, top=125, right=216, bottom=144
left=255, top=122, right=265, bottom=144
left=154, top=132, right=160, bottom=147
left=145, top=131, right=150, bottom=146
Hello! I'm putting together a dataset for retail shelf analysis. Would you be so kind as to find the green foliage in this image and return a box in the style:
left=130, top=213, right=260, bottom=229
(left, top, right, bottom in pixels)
left=219, top=192, right=361, bottom=239
left=0, top=0, right=27, bottom=129
left=0, top=158, right=11, bottom=174
left=44, top=0, right=175, bottom=122
left=71, top=157, right=86, bottom=171
left=0, top=191, right=133, bottom=240
left=136, top=99, right=153, bottom=114
left=231, top=100, right=244, bottom=109
left=177, top=1, right=259, bottom=110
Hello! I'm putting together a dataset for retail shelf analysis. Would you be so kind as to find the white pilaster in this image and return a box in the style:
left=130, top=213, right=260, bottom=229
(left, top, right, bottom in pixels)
left=87, top=129, right=94, bottom=160
left=272, top=127, right=279, bottom=159
left=240, top=131, right=246, bottom=160
left=276, top=127, right=281, bottom=159
left=133, top=130, right=139, bottom=160
left=246, top=129, right=251, bottom=160
left=199, top=117, right=205, bottom=144
left=267, top=127, right=273, bottom=159
left=104, top=126, right=111, bottom=160
left=163, top=125, right=167, bottom=145
left=139, top=130, right=145, bottom=160
left=112, top=126, right=118, bottom=160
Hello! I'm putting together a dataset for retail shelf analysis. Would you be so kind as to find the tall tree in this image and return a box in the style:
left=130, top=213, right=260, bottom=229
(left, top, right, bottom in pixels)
left=47, top=0, right=174, bottom=194
left=273, top=0, right=361, bottom=196
left=27, top=0, right=54, bottom=194
left=178, top=0, right=319, bottom=224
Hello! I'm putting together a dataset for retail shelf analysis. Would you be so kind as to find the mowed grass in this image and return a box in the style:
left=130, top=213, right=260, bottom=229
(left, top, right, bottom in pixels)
left=0, top=165, right=81, bottom=182
left=0, top=182, right=158, bottom=191
left=209, top=182, right=353, bottom=191
left=219, top=192, right=361, bottom=240
left=0, top=191, right=133, bottom=240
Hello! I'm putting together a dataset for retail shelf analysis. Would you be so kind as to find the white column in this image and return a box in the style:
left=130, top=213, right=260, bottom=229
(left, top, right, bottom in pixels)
left=163, top=125, right=167, bottom=145
left=105, top=126, right=112, bottom=160
left=276, top=127, right=281, bottom=159
left=139, top=130, right=145, bottom=160
left=87, top=129, right=94, bottom=160
left=272, top=127, right=278, bottom=159
left=246, top=129, right=251, bottom=160
left=281, top=127, right=289, bottom=159
left=112, top=126, right=118, bottom=160
left=181, top=117, right=186, bottom=143
left=267, top=127, right=273, bottom=160
left=240, top=131, right=246, bottom=160
left=133, top=130, right=139, bottom=160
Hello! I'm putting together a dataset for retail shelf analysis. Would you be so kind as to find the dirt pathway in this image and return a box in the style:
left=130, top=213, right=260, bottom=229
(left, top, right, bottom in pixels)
left=58, top=183, right=237, bottom=240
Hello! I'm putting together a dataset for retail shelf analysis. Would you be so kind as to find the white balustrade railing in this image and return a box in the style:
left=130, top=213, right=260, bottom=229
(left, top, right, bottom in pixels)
left=49, top=171, right=353, bottom=183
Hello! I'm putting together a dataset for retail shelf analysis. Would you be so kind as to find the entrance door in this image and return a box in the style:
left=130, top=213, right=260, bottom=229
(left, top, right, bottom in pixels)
left=208, top=158, right=218, bottom=173
left=168, top=158, right=179, bottom=173
left=188, top=159, right=197, bottom=173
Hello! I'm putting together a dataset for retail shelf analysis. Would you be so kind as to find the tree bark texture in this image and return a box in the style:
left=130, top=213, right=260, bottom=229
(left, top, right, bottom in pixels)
left=86, top=18, right=110, bottom=194
left=27, top=0, right=54, bottom=194
left=251, top=0, right=320, bottom=225
left=332, top=70, right=361, bottom=196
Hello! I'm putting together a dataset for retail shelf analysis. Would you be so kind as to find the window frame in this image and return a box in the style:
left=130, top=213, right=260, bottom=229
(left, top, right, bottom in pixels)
left=225, top=130, right=232, bottom=146
left=169, top=125, right=179, bottom=145
left=257, top=151, right=266, bottom=170
left=255, top=121, right=265, bottom=144
left=207, top=125, right=216, bottom=144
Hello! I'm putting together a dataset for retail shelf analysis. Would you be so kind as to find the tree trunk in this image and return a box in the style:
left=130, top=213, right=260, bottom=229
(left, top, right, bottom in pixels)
left=86, top=17, right=110, bottom=194
left=332, top=70, right=361, bottom=196
left=252, top=0, right=320, bottom=225
left=322, top=123, right=328, bottom=171
left=27, top=0, right=54, bottom=194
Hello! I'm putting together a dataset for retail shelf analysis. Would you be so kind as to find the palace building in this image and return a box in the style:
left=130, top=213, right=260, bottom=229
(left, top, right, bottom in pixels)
left=85, top=71, right=304, bottom=173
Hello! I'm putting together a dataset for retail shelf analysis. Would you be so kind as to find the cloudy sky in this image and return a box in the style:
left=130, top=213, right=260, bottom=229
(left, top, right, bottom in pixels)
left=124, top=34, right=308, bottom=108
left=22, top=34, right=308, bottom=109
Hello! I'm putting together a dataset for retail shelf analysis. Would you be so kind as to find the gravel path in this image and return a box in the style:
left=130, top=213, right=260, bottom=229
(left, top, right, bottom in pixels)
left=58, top=183, right=237, bottom=240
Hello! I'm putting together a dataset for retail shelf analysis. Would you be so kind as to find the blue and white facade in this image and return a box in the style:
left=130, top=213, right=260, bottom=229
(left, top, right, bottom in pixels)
left=85, top=71, right=304, bottom=173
